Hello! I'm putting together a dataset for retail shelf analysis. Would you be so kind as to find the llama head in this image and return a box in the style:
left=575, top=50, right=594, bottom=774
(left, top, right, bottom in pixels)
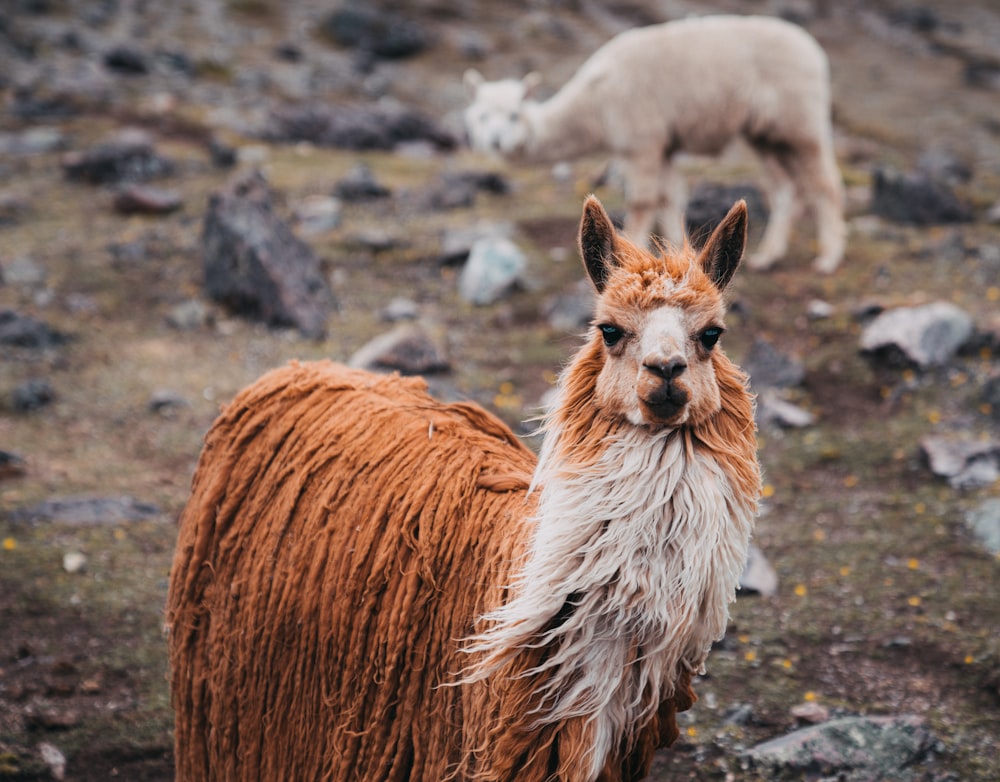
left=463, top=69, right=542, bottom=156
left=578, top=195, right=747, bottom=430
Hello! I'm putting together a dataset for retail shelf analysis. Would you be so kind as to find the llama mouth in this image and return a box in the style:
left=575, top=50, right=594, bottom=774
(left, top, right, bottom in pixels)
left=641, top=388, right=689, bottom=421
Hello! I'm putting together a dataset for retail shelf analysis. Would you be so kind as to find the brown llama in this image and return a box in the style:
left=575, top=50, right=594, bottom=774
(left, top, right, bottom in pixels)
left=166, top=195, right=761, bottom=781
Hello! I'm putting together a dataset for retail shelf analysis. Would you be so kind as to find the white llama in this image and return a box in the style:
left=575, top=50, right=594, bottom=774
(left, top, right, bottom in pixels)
left=464, top=14, right=846, bottom=272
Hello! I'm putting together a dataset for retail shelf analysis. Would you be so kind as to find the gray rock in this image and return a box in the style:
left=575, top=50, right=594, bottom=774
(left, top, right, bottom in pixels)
left=458, top=237, right=527, bottom=306
left=113, top=184, right=183, bottom=215
left=166, top=299, right=212, bottom=331
left=743, top=714, right=935, bottom=781
left=440, top=221, right=514, bottom=265
left=293, top=195, right=342, bottom=237
left=921, top=434, right=1000, bottom=489
left=202, top=170, right=336, bottom=339
left=10, top=495, right=162, bottom=525
left=148, top=389, right=190, bottom=413
left=61, top=127, right=174, bottom=185
left=684, top=182, right=768, bottom=245
left=738, top=543, right=778, bottom=597
left=260, top=101, right=456, bottom=151
left=757, top=390, right=816, bottom=429
left=744, top=339, right=805, bottom=390
left=544, top=279, right=596, bottom=333
left=348, top=321, right=449, bottom=375
left=871, top=166, right=973, bottom=225
left=859, top=302, right=973, bottom=369
left=12, top=378, right=55, bottom=412
left=0, top=127, right=66, bottom=156
left=982, top=372, right=1000, bottom=420
left=321, top=5, right=431, bottom=60
left=965, top=499, right=1000, bottom=555
left=379, top=297, right=419, bottom=322
left=0, top=311, right=68, bottom=348
left=1, top=256, right=47, bottom=287
left=333, top=162, right=391, bottom=201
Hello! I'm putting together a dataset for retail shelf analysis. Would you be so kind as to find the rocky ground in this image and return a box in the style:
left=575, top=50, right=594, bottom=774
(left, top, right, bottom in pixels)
left=1, top=0, right=999, bottom=780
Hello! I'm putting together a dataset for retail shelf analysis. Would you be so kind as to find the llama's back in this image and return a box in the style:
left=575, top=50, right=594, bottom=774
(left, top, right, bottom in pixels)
left=562, top=14, right=831, bottom=154
left=167, top=360, right=536, bottom=781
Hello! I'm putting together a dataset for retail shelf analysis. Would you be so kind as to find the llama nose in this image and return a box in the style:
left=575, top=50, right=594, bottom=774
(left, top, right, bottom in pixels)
left=645, top=357, right=687, bottom=380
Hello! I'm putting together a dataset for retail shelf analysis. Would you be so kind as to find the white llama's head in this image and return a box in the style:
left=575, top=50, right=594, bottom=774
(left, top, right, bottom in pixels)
left=578, top=196, right=748, bottom=430
left=462, top=69, right=542, bottom=156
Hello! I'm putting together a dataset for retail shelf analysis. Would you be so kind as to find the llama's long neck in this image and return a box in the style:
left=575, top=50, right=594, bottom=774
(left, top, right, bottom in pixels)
left=520, top=83, right=607, bottom=162
left=468, top=346, right=757, bottom=780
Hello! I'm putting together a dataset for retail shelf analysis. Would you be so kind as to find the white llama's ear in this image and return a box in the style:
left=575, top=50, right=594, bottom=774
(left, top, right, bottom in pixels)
left=579, top=195, right=618, bottom=293
left=699, top=200, right=748, bottom=291
left=522, top=71, right=543, bottom=97
left=463, top=68, right=484, bottom=95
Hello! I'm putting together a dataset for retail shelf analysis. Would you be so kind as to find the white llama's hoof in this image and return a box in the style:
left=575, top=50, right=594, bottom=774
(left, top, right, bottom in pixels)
left=812, top=255, right=842, bottom=274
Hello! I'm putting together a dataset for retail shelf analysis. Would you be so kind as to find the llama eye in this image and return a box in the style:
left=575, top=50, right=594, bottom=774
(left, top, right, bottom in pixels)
left=599, top=324, right=624, bottom=347
left=698, top=327, right=723, bottom=349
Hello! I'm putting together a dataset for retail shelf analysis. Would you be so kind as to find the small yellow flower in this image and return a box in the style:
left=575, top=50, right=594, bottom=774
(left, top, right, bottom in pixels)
left=950, top=372, right=967, bottom=388
left=114, top=528, right=127, bottom=541
left=980, top=403, right=993, bottom=416
left=907, top=558, right=919, bottom=570
left=813, top=529, right=826, bottom=542
left=498, top=381, right=515, bottom=396
left=908, top=596, right=922, bottom=607
left=2, top=537, right=15, bottom=551
left=686, top=726, right=698, bottom=738
left=803, top=691, right=817, bottom=702
left=782, top=658, right=794, bottom=670
left=744, top=650, right=757, bottom=662
left=987, top=287, right=1000, bottom=302
left=761, top=484, right=775, bottom=499
left=927, top=409, right=942, bottom=424
left=794, top=584, right=808, bottom=597
left=880, top=386, right=892, bottom=399
left=843, top=475, right=858, bottom=488
left=964, top=654, right=975, bottom=665
left=738, top=634, right=751, bottom=644
left=914, top=502, right=926, bottom=515
left=839, top=566, right=851, bottom=577
left=902, top=369, right=916, bottom=383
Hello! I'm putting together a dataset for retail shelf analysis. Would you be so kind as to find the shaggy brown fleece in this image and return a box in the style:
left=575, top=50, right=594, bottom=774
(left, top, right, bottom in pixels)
left=168, top=361, right=539, bottom=779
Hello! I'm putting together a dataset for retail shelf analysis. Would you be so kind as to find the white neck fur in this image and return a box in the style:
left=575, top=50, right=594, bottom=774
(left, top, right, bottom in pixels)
left=469, top=418, right=753, bottom=779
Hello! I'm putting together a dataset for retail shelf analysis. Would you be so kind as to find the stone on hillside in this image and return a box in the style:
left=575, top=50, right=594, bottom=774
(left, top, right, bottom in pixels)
left=103, top=44, right=150, bottom=75
left=321, top=5, right=430, bottom=59
left=260, top=101, right=456, bottom=151
left=544, top=278, right=596, bottom=333
left=684, top=182, right=768, bottom=244
left=921, top=434, right=1000, bottom=489
left=757, top=390, right=816, bottom=429
left=202, top=171, right=335, bottom=339
left=61, top=128, right=174, bottom=185
left=348, top=321, right=449, bottom=375
left=419, top=170, right=510, bottom=211
left=0, top=450, right=26, bottom=479
left=743, top=339, right=805, bottom=390
left=333, top=162, right=391, bottom=201
left=458, top=237, right=527, bottom=306
left=871, top=167, right=973, bottom=225
left=965, top=498, right=1000, bottom=555
left=0, top=311, right=68, bottom=348
left=379, top=297, right=419, bottom=322
left=860, top=302, right=974, bottom=369
left=12, top=379, right=55, bottom=412
left=738, top=544, right=778, bottom=597
left=292, top=195, right=342, bottom=237
left=113, top=184, right=183, bottom=215
left=743, top=715, right=935, bottom=781
left=1, top=256, right=47, bottom=287
left=440, top=221, right=514, bottom=266
left=10, top=495, right=161, bottom=525
left=982, top=372, right=1000, bottom=419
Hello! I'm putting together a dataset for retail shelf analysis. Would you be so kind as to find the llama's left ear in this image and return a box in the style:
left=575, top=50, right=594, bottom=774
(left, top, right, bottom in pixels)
left=699, top=200, right=748, bottom=291
left=579, top=195, right=618, bottom=293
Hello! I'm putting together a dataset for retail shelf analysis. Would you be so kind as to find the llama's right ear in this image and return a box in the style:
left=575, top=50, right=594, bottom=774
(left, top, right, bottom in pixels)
left=464, top=69, right=484, bottom=96
left=699, top=200, right=748, bottom=292
left=579, top=195, right=618, bottom=293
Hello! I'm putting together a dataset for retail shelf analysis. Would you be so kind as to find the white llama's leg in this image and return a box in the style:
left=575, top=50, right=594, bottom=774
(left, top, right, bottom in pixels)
left=809, top=143, right=847, bottom=273
left=748, top=154, right=796, bottom=270
left=655, top=164, right=687, bottom=247
left=620, top=154, right=660, bottom=247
